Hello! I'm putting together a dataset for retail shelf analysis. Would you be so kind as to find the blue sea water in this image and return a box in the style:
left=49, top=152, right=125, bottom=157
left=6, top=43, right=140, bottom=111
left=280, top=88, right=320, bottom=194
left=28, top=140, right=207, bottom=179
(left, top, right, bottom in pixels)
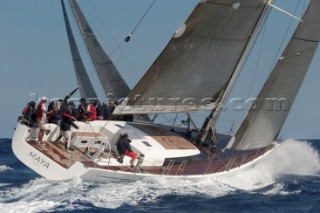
left=0, top=138, right=320, bottom=213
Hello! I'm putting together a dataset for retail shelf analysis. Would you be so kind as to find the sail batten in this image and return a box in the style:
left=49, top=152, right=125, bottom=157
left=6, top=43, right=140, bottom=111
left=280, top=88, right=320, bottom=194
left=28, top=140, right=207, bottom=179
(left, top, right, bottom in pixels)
left=228, top=0, right=320, bottom=151
left=292, top=36, right=319, bottom=43
left=114, top=0, right=271, bottom=115
left=68, top=0, right=130, bottom=100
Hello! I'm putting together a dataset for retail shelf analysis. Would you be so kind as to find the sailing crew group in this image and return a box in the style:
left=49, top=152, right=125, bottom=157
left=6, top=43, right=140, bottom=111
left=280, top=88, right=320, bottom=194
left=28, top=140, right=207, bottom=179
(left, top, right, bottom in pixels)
left=20, top=97, right=118, bottom=147
left=20, top=96, right=139, bottom=167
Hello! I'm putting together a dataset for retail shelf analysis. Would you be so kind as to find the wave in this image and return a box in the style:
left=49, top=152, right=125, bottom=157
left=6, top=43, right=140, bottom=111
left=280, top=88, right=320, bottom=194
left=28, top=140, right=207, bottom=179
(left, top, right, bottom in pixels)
left=0, top=176, right=237, bottom=212
left=213, top=139, right=320, bottom=190
left=262, top=183, right=301, bottom=196
left=0, top=178, right=85, bottom=212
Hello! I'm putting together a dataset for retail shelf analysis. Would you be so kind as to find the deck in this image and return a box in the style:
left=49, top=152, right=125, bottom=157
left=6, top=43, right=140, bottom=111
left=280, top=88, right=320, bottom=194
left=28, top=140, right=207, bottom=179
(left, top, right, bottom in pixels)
left=129, top=123, right=197, bottom=150
left=27, top=140, right=95, bottom=168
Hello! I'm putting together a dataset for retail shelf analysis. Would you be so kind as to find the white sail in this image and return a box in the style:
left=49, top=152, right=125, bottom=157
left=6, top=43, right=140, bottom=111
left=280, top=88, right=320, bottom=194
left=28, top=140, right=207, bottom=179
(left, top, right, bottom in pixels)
left=61, top=0, right=97, bottom=99
left=68, top=0, right=130, bottom=100
left=114, top=0, right=271, bottom=115
left=228, top=0, right=320, bottom=151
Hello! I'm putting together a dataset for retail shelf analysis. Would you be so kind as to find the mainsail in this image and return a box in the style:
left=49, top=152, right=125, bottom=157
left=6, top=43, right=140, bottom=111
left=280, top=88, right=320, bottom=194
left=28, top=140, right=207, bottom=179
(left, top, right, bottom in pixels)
left=68, top=0, right=130, bottom=100
left=114, top=0, right=271, bottom=115
left=61, top=0, right=97, bottom=99
left=228, top=0, right=320, bottom=151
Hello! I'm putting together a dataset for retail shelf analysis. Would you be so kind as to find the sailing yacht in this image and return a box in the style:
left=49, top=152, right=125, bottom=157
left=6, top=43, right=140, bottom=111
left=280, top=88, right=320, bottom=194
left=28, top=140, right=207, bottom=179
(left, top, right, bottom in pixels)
left=12, top=0, right=320, bottom=182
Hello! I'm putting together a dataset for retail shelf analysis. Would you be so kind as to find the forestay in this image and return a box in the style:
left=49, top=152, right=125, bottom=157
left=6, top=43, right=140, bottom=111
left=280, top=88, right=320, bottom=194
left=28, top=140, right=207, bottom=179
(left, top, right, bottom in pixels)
left=61, top=0, right=97, bottom=99
left=228, top=0, right=320, bottom=151
left=69, top=0, right=130, bottom=100
left=114, top=0, right=271, bottom=114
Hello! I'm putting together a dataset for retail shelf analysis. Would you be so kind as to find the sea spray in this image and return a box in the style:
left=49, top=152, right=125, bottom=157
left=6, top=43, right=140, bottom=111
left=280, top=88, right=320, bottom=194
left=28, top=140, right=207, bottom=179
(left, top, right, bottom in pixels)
left=213, top=139, right=320, bottom=190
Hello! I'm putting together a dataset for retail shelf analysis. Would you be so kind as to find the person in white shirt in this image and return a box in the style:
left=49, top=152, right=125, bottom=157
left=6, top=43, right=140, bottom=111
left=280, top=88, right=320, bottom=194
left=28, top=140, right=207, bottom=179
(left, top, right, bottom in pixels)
left=36, top=97, right=49, bottom=144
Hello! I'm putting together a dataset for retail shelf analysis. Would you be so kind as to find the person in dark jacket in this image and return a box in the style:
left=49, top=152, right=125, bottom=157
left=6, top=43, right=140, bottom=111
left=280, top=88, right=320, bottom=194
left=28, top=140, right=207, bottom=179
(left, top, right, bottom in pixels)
left=47, top=101, right=61, bottom=125
left=117, top=133, right=137, bottom=167
left=22, top=101, right=37, bottom=127
left=102, top=101, right=111, bottom=120
left=58, top=100, right=69, bottom=117
left=55, top=109, right=79, bottom=150
left=69, top=100, right=79, bottom=120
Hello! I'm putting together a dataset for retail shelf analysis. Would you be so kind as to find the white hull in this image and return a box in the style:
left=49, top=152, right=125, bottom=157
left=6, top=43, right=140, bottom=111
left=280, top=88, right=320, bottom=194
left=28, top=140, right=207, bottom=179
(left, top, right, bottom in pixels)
left=12, top=121, right=275, bottom=183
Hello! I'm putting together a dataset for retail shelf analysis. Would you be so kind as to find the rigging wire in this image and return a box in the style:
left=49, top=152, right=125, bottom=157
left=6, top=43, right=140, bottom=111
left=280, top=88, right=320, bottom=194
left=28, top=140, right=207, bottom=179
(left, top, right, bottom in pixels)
left=87, top=1, right=141, bottom=81
left=111, top=0, right=157, bottom=56
left=268, top=0, right=302, bottom=76
left=111, top=0, right=157, bottom=55
left=248, top=24, right=266, bottom=98
left=124, top=0, right=157, bottom=43
left=240, top=22, right=267, bottom=120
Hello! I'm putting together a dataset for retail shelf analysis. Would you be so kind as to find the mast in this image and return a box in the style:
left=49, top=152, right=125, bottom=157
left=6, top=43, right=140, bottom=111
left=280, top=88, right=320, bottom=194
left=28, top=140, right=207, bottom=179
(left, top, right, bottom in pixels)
left=228, top=0, right=320, bottom=150
left=61, top=0, right=97, bottom=99
left=68, top=0, right=130, bottom=100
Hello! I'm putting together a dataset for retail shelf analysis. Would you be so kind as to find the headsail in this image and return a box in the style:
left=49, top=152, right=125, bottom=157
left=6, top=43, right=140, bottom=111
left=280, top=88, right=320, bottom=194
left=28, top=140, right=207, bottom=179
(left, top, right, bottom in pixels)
left=61, top=0, right=97, bottom=99
left=228, top=0, right=320, bottom=150
left=68, top=0, right=130, bottom=100
left=114, top=0, right=271, bottom=115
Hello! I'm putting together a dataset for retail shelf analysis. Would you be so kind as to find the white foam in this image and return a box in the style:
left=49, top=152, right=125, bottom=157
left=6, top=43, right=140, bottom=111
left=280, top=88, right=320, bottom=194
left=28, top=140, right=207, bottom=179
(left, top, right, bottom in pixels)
left=75, top=178, right=235, bottom=209
left=0, top=177, right=234, bottom=211
left=0, top=177, right=87, bottom=212
left=0, top=200, right=57, bottom=213
left=213, top=139, right=320, bottom=190
left=0, top=165, right=13, bottom=172
left=262, top=183, right=301, bottom=196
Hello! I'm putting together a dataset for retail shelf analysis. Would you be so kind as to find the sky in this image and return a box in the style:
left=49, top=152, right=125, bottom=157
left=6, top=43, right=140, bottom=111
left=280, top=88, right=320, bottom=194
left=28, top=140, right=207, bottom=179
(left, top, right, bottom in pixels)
left=0, top=0, right=319, bottom=139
